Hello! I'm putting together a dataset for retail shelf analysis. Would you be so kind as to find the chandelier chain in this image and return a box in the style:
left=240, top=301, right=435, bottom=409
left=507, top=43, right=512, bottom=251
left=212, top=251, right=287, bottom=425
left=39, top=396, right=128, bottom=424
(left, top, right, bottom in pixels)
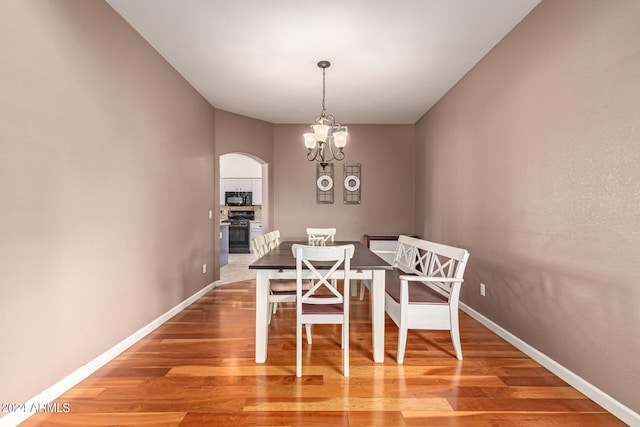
left=321, top=67, right=326, bottom=114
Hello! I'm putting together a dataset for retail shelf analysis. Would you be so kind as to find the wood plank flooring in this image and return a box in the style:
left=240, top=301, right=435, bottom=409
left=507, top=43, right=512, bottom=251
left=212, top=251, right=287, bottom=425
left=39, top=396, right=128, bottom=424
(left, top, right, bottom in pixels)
left=20, top=280, right=624, bottom=426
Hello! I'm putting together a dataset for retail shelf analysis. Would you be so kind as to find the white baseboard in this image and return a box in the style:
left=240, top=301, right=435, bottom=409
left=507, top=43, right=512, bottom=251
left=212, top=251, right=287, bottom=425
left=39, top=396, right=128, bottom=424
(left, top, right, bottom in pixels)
left=0, top=280, right=221, bottom=427
left=460, top=302, right=639, bottom=427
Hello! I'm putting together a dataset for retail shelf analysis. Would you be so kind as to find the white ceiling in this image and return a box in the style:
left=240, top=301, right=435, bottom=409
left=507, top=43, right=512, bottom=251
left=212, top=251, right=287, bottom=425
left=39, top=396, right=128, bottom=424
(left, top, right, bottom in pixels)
left=106, top=0, right=540, bottom=125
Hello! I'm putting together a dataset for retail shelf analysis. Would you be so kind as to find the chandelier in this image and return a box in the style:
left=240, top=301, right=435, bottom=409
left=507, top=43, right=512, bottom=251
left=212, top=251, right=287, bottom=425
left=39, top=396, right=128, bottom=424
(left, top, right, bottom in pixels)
left=303, top=60, right=348, bottom=167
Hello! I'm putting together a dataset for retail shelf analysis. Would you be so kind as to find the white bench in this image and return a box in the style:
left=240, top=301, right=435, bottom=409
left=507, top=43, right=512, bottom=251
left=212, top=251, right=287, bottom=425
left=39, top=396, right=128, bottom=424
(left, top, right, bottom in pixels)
left=384, top=235, right=470, bottom=363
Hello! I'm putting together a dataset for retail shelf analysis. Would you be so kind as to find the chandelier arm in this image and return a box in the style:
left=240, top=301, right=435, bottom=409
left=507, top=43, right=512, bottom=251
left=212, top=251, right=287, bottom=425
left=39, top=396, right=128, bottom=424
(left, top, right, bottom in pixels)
left=325, top=141, right=334, bottom=163
left=332, top=143, right=345, bottom=161
left=319, top=141, right=327, bottom=163
left=324, top=140, right=339, bottom=163
left=305, top=139, right=344, bottom=164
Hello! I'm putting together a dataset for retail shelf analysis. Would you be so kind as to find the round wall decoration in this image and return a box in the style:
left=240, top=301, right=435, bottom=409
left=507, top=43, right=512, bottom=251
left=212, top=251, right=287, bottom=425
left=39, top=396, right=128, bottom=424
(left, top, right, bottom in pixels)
left=315, top=163, right=334, bottom=204
left=344, top=175, right=360, bottom=192
left=316, top=175, right=333, bottom=192
left=343, top=162, right=361, bottom=204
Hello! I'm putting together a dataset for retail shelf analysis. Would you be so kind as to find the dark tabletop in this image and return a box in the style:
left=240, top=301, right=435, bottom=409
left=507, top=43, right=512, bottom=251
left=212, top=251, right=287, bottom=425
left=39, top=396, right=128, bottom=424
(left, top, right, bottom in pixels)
left=248, top=241, right=393, bottom=270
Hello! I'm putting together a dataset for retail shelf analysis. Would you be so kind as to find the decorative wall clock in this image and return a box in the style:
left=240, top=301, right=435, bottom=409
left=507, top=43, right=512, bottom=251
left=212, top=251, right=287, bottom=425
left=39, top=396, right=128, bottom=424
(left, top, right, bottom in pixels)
left=343, top=162, right=361, bottom=204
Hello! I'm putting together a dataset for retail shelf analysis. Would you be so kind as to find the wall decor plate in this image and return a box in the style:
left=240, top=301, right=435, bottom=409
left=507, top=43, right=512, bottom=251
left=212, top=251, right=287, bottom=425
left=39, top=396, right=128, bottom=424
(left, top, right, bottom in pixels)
left=344, top=175, right=360, bottom=192
left=316, top=163, right=334, bottom=204
left=343, top=163, right=361, bottom=204
left=317, top=175, right=333, bottom=191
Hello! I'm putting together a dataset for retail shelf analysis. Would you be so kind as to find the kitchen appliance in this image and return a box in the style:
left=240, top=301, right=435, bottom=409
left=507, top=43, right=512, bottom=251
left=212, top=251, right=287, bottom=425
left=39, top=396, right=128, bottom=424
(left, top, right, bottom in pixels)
left=228, top=210, right=254, bottom=253
left=225, top=191, right=252, bottom=206
left=249, top=221, right=263, bottom=253
left=220, top=223, right=229, bottom=266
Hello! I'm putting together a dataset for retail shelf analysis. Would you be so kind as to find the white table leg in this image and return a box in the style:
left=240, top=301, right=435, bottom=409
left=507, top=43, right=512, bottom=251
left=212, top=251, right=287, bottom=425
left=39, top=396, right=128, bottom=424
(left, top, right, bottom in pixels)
left=255, top=270, right=269, bottom=363
left=371, top=269, right=385, bottom=363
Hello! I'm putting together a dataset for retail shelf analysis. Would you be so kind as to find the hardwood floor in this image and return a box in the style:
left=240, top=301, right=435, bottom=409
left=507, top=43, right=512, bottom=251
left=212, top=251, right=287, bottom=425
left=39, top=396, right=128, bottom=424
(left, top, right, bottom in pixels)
left=21, top=280, right=624, bottom=426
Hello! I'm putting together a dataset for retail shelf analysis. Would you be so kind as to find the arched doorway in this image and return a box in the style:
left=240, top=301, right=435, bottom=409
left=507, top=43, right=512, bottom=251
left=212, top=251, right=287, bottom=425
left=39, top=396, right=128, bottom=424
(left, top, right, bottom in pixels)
left=219, top=152, right=269, bottom=284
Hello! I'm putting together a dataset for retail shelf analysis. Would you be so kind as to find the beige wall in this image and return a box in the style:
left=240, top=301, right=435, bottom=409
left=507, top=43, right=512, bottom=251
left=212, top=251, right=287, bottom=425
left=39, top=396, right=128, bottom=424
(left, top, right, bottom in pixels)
left=214, top=110, right=275, bottom=277
left=0, top=1, right=215, bottom=405
left=274, top=124, right=415, bottom=241
left=415, top=0, right=640, bottom=412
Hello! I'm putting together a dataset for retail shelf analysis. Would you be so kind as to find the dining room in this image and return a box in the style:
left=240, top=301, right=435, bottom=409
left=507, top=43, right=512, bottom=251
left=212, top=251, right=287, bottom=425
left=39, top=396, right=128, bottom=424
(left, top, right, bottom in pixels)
left=2, top=1, right=639, bottom=426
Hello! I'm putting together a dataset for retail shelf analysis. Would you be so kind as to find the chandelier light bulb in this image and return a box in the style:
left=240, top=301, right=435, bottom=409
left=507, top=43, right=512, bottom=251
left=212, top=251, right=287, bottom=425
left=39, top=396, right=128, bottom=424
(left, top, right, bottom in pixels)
left=333, top=131, right=347, bottom=149
left=312, top=124, right=330, bottom=143
left=303, top=133, right=317, bottom=149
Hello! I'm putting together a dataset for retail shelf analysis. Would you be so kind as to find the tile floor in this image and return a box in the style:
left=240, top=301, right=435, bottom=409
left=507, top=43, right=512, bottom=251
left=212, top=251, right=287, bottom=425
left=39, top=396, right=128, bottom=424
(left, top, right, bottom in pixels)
left=220, top=252, right=256, bottom=284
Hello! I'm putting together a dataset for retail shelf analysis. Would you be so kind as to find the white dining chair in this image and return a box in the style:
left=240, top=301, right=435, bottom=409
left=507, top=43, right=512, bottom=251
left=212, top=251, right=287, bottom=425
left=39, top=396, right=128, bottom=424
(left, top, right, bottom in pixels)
left=306, top=227, right=365, bottom=299
left=305, top=227, right=345, bottom=303
left=252, top=232, right=295, bottom=324
left=306, top=227, right=336, bottom=245
left=251, top=234, right=267, bottom=258
left=252, top=233, right=312, bottom=336
left=292, top=243, right=354, bottom=377
left=264, top=230, right=279, bottom=251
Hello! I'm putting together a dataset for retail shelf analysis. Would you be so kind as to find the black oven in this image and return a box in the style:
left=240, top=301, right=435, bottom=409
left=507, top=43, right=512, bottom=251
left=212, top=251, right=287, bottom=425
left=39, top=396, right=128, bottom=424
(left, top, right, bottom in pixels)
left=228, top=210, right=254, bottom=253
left=225, top=191, right=252, bottom=206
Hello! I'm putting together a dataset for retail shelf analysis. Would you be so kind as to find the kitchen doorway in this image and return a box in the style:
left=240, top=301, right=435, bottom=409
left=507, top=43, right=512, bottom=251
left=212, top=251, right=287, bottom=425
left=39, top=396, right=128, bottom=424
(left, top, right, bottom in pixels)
left=219, top=152, right=268, bottom=284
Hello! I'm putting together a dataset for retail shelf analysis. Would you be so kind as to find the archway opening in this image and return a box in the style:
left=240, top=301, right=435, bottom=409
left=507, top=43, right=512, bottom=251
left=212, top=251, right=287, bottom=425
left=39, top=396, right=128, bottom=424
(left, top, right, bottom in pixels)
left=219, top=152, right=268, bottom=284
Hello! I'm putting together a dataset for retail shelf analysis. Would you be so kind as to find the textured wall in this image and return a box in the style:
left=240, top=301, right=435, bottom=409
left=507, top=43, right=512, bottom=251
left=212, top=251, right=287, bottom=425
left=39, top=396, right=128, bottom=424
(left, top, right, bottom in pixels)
left=415, top=0, right=640, bottom=412
left=274, top=124, right=415, bottom=241
left=0, top=1, right=215, bottom=405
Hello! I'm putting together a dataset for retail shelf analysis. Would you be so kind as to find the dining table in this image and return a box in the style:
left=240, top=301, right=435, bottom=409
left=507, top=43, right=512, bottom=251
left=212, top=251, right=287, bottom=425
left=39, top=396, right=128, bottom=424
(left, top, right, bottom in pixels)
left=248, top=240, right=392, bottom=363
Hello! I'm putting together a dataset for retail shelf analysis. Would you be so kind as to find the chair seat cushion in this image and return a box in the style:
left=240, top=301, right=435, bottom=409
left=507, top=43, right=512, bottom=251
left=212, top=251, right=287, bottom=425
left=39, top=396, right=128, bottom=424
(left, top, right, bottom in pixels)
left=270, top=280, right=311, bottom=292
left=270, top=289, right=296, bottom=296
left=385, top=269, right=448, bottom=304
left=302, top=302, right=343, bottom=315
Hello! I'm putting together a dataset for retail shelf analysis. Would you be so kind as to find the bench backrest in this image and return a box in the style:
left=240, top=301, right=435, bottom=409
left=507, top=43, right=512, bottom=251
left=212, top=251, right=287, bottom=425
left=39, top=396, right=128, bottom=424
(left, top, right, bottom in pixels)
left=393, top=235, right=470, bottom=295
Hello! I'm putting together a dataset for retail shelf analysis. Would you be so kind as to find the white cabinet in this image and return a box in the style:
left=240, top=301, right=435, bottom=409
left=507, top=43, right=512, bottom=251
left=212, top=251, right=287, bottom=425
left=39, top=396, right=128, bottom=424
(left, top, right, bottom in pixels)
left=221, top=179, right=248, bottom=205
left=251, top=178, right=262, bottom=205
left=223, top=178, right=252, bottom=192
left=240, top=179, right=252, bottom=191
left=221, top=177, right=261, bottom=205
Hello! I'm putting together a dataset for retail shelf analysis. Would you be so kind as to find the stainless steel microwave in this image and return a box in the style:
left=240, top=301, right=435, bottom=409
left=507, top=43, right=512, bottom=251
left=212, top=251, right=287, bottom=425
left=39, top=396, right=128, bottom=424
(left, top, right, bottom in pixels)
left=225, top=191, right=252, bottom=206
